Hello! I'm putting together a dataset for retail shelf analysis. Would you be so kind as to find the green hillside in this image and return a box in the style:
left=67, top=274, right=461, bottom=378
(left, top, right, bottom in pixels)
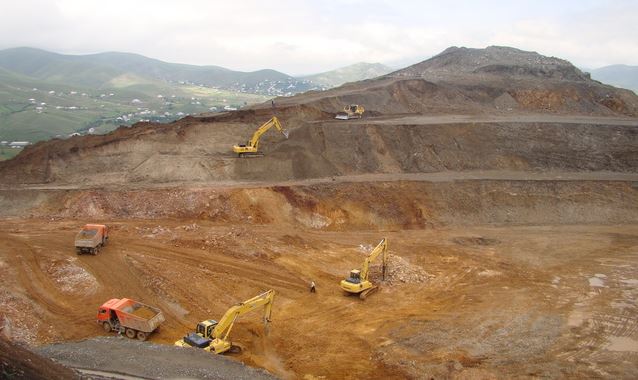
left=0, top=48, right=315, bottom=95
left=0, top=48, right=397, bottom=155
left=0, top=65, right=268, bottom=144
left=302, top=62, right=393, bottom=88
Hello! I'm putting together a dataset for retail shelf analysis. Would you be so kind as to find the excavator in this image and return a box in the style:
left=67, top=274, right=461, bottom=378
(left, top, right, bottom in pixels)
left=340, top=238, right=388, bottom=299
left=174, top=289, right=275, bottom=354
left=335, top=104, right=364, bottom=120
left=232, top=116, right=289, bottom=157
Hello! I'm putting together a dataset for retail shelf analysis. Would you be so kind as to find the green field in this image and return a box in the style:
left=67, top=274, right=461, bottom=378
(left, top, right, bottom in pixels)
left=0, top=147, right=21, bottom=161
left=0, top=79, right=269, bottom=143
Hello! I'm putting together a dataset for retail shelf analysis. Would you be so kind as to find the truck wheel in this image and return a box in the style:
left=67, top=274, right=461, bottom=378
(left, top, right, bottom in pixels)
left=125, top=328, right=136, bottom=339
left=136, top=331, right=148, bottom=341
left=102, top=322, right=112, bottom=332
left=93, top=246, right=99, bottom=255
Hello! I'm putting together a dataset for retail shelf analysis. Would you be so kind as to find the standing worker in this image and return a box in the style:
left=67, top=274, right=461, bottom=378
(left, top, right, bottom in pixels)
left=310, top=280, right=316, bottom=293
left=271, top=99, right=275, bottom=109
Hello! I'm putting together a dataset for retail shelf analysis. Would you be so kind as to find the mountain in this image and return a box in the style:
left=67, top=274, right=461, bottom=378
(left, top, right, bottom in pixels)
left=301, top=62, right=393, bottom=88
left=271, top=46, right=638, bottom=117
left=0, top=47, right=315, bottom=95
left=389, top=45, right=591, bottom=81
left=589, top=64, right=638, bottom=93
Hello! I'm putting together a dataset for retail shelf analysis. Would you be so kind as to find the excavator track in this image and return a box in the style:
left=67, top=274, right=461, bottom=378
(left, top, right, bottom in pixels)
left=359, top=286, right=378, bottom=300
left=238, top=152, right=264, bottom=158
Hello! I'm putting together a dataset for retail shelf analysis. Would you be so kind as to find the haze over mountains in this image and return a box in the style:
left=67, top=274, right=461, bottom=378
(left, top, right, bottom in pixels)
left=0, top=47, right=391, bottom=145
left=589, top=65, right=638, bottom=93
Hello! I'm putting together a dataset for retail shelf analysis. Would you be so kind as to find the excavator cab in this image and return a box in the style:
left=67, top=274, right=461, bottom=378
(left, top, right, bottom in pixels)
left=345, top=269, right=362, bottom=284
left=196, top=319, right=218, bottom=337
left=177, top=319, right=218, bottom=349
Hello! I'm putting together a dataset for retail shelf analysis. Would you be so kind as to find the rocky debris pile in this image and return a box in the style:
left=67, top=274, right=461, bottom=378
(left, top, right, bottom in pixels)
left=179, top=223, right=199, bottom=231
left=384, top=254, right=431, bottom=285
left=43, top=258, right=98, bottom=295
left=136, top=225, right=174, bottom=239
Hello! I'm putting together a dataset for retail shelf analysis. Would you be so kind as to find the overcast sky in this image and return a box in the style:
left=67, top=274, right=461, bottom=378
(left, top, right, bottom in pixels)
left=0, top=0, right=636, bottom=75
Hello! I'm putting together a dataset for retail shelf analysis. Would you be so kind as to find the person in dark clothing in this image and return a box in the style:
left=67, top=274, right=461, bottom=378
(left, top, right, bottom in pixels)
left=310, top=280, right=316, bottom=293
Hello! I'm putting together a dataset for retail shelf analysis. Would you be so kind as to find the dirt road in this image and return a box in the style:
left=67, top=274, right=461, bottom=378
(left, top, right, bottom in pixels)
left=4, top=170, right=638, bottom=191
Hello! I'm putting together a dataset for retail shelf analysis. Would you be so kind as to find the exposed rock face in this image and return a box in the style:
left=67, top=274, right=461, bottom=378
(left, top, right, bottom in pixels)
left=390, top=46, right=591, bottom=81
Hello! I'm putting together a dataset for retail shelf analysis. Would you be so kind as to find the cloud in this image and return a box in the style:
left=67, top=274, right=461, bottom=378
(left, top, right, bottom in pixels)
left=0, top=0, right=635, bottom=74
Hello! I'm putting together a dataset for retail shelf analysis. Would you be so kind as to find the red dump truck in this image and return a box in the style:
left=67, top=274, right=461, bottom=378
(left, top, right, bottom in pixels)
left=75, top=224, right=108, bottom=255
left=97, top=298, right=165, bottom=341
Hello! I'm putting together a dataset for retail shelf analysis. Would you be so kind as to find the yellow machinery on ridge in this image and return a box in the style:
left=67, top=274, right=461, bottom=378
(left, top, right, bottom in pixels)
left=340, top=238, right=388, bottom=299
left=232, top=116, right=289, bottom=157
left=174, top=290, right=275, bottom=354
left=335, top=104, right=365, bottom=120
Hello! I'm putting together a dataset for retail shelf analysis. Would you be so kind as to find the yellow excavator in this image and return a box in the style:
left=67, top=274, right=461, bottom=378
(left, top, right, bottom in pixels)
left=340, top=238, right=388, bottom=299
left=335, top=104, right=364, bottom=120
left=174, top=289, right=275, bottom=354
left=232, top=116, right=289, bottom=157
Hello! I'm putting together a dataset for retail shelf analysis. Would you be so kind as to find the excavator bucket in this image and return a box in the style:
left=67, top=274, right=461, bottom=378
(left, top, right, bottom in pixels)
left=335, top=113, right=349, bottom=120
left=282, top=130, right=289, bottom=139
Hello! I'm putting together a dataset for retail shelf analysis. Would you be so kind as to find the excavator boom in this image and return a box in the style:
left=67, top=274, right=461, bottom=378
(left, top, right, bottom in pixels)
left=360, top=238, right=387, bottom=281
left=208, top=289, right=275, bottom=354
left=339, top=238, right=388, bottom=299
left=233, top=117, right=288, bottom=157
left=174, top=289, right=275, bottom=354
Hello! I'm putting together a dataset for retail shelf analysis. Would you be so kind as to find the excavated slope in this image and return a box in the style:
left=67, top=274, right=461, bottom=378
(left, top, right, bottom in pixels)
left=0, top=45, right=637, bottom=188
left=0, top=118, right=636, bottom=185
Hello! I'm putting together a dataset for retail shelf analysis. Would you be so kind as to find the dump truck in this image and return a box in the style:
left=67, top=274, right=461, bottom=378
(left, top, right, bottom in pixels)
left=97, top=298, right=165, bottom=341
left=75, top=224, right=108, bottom=255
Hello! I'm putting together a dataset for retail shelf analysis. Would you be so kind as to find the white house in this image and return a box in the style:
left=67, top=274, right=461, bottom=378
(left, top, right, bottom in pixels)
left=9, top=141, right=30, bottom=148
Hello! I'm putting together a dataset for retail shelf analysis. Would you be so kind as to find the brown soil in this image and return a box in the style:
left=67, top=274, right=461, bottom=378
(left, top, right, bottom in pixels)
left=1, top=218, right=637, bottom=379
left=1, top=46, right=638, bottom=379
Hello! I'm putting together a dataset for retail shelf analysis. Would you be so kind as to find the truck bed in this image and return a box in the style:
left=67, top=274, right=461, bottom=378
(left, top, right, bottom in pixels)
left=75, top=230, right=100, bottom=248
left=114, top=299, right=165, bottom=333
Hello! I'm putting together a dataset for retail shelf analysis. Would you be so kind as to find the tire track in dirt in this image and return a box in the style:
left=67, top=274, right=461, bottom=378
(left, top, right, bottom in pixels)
left=125, top=241, right=308, bottom=292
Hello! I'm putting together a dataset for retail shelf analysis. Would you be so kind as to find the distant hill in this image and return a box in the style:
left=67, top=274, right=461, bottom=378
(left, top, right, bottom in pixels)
left=0, top=47, right=315, bottom=95
left=0, top=48, right=274, bottom=144
left=0, top=48, right=401, bottom=146
left=589, top=65, right=638, bottom=93
left=301, top=62, right=393, bottom=88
